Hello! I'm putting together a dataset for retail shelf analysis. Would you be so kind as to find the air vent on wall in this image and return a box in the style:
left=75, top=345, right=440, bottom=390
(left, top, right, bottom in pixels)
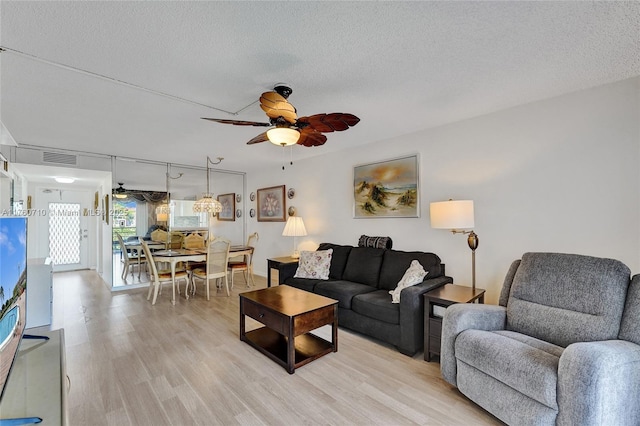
left=42, top=151, right=77, bottom=165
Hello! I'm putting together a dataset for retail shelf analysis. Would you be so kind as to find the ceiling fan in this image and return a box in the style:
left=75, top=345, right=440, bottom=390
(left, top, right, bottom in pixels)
left=113, top=182, right=128, bottom=199
left=202, top=85, right=360, bottom=147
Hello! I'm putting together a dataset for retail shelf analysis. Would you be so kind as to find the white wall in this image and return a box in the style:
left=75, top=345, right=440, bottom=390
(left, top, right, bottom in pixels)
left=247, top=77, right=640, bottom=303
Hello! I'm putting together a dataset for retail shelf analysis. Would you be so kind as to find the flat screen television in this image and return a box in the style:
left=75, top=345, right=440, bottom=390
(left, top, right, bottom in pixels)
left=0, top=217, right=27, bottom=400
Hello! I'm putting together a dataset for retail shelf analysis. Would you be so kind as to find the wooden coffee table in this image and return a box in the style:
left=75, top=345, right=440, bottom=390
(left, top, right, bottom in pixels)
left=240, top=285, right=338, bottom=374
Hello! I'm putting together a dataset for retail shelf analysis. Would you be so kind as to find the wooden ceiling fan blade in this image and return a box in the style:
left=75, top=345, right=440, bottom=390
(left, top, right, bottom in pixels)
left=259, top=91, right=288, bottom=106
left=297, top=113, right=360, bottom=133
left=260, top=91, right=297, bottom=123
left=246, top=132, right=270, bottom=145
left=297, top=128, right=327, bottom=147
left=202, top=117, right=270, bottom=127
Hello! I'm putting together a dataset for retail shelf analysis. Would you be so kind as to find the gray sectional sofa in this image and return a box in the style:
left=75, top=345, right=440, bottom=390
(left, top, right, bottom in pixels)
left=441, top=252, right=640, bottom=425
left=279, top=243, right=452, bottom=356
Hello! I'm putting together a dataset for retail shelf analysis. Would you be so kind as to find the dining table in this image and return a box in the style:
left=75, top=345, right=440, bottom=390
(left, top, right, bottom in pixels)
left=123, top=240, right=165, bottom=278
left=152, top=245, right=254, bottom=304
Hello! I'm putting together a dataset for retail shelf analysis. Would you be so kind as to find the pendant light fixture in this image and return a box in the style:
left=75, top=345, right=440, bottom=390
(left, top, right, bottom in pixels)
left=193, top=156, right=224, bottom=214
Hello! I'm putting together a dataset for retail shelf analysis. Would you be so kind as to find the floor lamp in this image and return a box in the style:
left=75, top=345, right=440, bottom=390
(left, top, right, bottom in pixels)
left=430, top=199, right=479, bottom=291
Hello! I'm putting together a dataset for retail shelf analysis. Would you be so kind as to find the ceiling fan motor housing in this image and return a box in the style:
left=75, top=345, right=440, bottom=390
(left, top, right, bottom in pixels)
left=274, top=85, right=293, bottom=99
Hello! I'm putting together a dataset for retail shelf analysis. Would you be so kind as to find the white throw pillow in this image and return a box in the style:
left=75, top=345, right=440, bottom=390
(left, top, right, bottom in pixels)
left=389, top=260, right=427, bottom=303
left=294, top=249, right=333, bottom=280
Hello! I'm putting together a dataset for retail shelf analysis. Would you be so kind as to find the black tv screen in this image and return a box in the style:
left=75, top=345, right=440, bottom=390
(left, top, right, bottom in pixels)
left=0, top=217, right=27, bottom=399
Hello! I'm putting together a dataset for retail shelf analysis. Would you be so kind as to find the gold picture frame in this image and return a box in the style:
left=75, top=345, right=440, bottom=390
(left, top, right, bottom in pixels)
left=257, top=185, right=286, bottom=222
left=217, top=193, right=236, bottom=221
left=353, top=154, right=419, bottom=218
left=104, top=194, right=109, bottom=224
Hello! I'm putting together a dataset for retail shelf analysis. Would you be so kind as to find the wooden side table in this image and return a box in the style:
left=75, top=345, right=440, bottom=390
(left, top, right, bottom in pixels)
left=266, top=256, right=299, bottom=287
left=424, top=284, right=485, bottom=362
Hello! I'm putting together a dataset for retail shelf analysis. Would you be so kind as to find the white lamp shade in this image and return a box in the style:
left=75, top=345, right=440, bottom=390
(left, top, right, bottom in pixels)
left=267, top=127, right=300, bottom=146
left=156, top=203, right=169, bottom=221
left=282, top=216, right=308, bottom=237
left=430, top=200, right=475, bottom=230
left=193, top=195, right=223, bottom=214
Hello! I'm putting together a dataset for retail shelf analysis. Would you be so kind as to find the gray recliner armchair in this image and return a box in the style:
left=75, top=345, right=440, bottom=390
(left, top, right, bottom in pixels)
left=441, top=252, right=640, bottom=425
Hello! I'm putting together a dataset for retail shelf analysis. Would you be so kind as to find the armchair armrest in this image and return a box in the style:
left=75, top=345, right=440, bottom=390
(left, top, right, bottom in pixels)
left=557, top=340, right=640, bottom=426
left=441, top=304, right=506, bottom=386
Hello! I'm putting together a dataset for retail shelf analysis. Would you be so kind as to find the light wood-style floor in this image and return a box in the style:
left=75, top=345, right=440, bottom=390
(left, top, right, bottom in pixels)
left=51, top=270, right=502, bottom=426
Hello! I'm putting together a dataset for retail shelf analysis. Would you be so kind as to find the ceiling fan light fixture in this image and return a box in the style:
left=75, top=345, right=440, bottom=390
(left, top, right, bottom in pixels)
left=114, top=182, right=128, bottom=198
left=267, top=127, right=299, bottom=146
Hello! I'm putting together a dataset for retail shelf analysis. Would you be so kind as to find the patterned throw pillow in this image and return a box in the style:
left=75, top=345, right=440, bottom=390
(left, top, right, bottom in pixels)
left=294, top=249, right=334, bottom=280
left=358, top=235, right=393, bottom=249
left=389, top=260, right=427, bottom=303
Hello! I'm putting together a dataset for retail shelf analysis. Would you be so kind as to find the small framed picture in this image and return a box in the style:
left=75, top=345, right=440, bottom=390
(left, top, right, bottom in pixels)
left=217, top=193, right=236, bottom=221
left=257, top=185, right=286, bottom=222
left=249, top=208, right=256, bottom=218
left=104, top=194, right=110, bottom=224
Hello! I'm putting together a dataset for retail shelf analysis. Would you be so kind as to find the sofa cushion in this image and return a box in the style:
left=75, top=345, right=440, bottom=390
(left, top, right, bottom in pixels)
left=314, top=280, right=376, bottom=309
left=342, top=247, right=385, bottom=287
left=507, top=252, right=631, bottom=347
left=358, top=234, right=392, bottom=249
left=456, top=329, right=561, bottom=409
left=378, top=250, right=442, bottom=291
left=389, top=260, right=427, bottom=303
left=294, top=249, right=332, bottom=280
left=284, top=277, right=322, bottom=293
left=352, top=290, right=399, bottom=324
left=318, top=243, right=352, bottom=280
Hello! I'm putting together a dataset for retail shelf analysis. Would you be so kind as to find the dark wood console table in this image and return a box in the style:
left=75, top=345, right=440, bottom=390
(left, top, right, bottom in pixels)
left=266, top=256, right=299, bottom=287
left=424, top=284, right=485, bottom=362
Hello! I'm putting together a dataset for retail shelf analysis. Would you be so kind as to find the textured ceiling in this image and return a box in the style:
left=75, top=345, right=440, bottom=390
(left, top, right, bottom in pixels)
left=1, top=1, right=639, bottom=178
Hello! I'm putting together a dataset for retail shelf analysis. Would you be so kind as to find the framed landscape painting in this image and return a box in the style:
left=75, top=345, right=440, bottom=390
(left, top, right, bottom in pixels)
left=353, top=154, right=419, bottom=218
left=217, top=193, right=236, bottom=221
left=257, top=185, right=286, bottom=222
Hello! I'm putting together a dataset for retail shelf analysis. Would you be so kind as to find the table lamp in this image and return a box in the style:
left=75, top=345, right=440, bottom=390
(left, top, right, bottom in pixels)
left=430, top=199, right=479, bottom=291
left=282, top=216, right=307, bottom=258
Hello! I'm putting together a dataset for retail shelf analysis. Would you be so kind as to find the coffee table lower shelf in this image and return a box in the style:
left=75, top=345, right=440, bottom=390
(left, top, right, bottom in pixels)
left=243, top=327, right=334, bottom=372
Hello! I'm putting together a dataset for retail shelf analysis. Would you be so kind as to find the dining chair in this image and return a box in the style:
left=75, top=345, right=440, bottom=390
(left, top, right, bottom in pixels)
left=189, top=237, right=231, bottom=299
left=228, top=232, right=259, bottom=288
left=167, top=231, right=183, bottom=249
left=150, top=228, right=167, bottom=243
left=116, top=233, right=146, bottom=281
left=141, top=240, right=189, bottom=305
left=182, top=232, right=206, bottom=249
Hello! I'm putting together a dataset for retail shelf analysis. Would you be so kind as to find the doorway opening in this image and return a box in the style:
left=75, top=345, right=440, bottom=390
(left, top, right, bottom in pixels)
left=48, top=202, right=81, bottom=266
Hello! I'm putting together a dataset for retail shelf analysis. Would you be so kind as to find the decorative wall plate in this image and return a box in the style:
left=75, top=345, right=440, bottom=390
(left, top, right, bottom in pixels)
left=250, top=192, right=256, bottom=201
left=236, top=209, right=242, bottom=218
left=287, top=188, right=295, bottom=199
left=288, top=206, right=296, bottom=216
left=249, top=208, right=256, bottom=218
left=236, top=194, right=242, bottom=203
